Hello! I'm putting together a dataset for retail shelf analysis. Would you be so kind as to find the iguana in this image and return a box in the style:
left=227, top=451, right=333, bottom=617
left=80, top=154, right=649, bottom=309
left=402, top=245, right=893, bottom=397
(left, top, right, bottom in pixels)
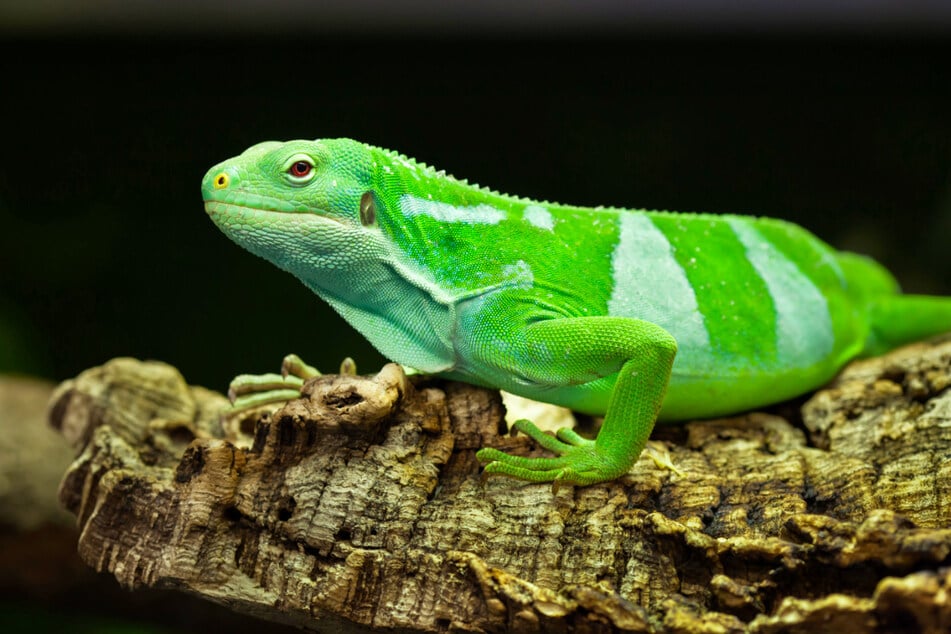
left=202, top=138, right=951, bottom=487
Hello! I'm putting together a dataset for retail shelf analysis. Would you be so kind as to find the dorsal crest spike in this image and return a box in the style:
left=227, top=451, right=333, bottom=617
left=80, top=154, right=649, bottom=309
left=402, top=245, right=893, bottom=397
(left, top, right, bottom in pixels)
left=365, top=140, right=580, bottom=209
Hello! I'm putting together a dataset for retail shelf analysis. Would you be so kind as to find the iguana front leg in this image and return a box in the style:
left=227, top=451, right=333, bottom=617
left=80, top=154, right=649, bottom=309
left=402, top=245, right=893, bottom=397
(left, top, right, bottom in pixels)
left=472, top=315, right=678, bottom=487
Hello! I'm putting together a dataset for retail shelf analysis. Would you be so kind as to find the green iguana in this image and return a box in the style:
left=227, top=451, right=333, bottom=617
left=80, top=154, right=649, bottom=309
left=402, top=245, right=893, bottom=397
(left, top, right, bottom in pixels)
left=202, top=138, right=951, bottom=487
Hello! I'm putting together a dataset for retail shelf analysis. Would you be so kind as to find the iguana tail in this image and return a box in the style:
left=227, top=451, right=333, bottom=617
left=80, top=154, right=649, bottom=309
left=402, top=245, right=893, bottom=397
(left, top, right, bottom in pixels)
left=866, top=294, right=951, bottom=356
left=838, top=251, right=951, bottom=356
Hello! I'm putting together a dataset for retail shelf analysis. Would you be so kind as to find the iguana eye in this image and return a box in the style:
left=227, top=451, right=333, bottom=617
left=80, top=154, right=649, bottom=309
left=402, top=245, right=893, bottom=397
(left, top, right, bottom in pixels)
left=289, top=161, right=311, bottom=178
left=283, top=154, right=316, bottom=184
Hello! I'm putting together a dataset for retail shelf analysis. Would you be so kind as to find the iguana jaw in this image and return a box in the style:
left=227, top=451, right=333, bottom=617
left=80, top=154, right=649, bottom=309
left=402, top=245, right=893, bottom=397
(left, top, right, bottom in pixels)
left=204, top=199, right=357, bottom=270
left=203, top=195, right=392, bottom=302
left=204, top=200, right=345, bottom=227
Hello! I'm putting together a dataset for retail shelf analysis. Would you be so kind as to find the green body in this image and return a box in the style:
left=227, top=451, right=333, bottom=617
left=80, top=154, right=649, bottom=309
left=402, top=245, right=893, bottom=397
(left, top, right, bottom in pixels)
left=203, top=138, right=951, bottom=486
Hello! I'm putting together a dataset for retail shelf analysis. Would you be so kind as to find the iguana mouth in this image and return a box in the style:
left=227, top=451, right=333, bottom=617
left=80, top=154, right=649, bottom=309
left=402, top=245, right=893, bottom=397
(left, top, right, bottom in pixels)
left=204, top=201, right=344, bottom=225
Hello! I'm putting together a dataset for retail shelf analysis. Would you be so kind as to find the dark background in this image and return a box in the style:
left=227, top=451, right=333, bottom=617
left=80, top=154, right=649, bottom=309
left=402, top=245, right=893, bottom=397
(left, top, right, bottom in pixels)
left=1, top=7, right=950, bottom=632
left=2, top=31, right=950, bottom=389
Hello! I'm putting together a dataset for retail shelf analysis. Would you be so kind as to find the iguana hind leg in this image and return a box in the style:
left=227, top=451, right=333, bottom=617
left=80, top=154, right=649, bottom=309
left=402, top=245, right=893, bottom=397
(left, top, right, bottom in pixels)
left=475, top=316, right=677, bottom=488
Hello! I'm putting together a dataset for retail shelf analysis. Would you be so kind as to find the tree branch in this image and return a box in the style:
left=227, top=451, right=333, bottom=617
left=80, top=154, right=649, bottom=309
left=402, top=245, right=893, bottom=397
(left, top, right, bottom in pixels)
left=49, top=342, right=951, bottom=632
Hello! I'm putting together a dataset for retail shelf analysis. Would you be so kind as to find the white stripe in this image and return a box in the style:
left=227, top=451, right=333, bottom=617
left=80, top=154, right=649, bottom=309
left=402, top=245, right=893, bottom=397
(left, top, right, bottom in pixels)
left=523, top=205, right=555, bottom=231
left=608, top=213, right=711, bottom=372
left=400, top=194, right=506, bottom=225
left=501, top=259, right=534, bottom=289
left=728, top=218, right=834, bottom=366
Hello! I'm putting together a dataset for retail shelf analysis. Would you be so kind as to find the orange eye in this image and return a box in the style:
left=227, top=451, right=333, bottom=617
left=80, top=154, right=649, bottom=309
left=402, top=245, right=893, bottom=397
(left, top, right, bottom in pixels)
left=289, top=161, right=312, bottom=178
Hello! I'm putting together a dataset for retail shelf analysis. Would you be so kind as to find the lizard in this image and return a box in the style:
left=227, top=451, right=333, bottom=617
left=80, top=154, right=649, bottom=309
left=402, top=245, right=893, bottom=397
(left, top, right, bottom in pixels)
left=202, top=138, right=951, bottom=487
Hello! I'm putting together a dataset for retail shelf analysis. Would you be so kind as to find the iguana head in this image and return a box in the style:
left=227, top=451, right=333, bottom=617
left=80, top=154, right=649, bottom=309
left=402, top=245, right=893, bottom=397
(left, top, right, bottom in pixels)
left=203, top=138, right=460, bottom=372
left=202, top=138, right=388, bottom=290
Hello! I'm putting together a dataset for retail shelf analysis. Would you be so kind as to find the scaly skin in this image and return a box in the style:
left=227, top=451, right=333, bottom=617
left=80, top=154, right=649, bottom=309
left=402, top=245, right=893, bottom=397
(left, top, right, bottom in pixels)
left=202, top=138, right=951, bottom=486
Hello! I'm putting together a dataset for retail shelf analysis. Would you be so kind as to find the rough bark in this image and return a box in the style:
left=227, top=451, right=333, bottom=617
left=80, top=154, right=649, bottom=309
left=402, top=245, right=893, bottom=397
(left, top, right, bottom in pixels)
left=49, top=342, right=951, bottom=633
left=0, top=375, right=302, bottom=633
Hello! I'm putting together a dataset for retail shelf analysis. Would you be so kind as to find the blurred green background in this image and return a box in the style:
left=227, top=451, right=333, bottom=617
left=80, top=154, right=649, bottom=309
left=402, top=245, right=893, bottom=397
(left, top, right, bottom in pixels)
left=2, top=35, right=949, bottom=389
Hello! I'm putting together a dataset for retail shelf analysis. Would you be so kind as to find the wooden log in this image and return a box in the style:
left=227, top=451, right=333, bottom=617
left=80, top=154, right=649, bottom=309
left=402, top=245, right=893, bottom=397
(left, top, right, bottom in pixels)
left=49, top=341, right=951, bottom=632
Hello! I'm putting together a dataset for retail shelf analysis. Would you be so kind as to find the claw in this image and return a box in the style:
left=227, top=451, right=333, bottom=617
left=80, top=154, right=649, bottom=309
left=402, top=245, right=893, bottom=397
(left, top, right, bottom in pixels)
left=339, top=357, right=358, bottom=375
left=227, top=373, right=301, bottom=403
left=281, top=354, right=321, bottom=380
left=225, top=354, right=321, bottom=416
left=644, top=441, right=683, bottom=476
left=476, top=421, right=630, bottom=487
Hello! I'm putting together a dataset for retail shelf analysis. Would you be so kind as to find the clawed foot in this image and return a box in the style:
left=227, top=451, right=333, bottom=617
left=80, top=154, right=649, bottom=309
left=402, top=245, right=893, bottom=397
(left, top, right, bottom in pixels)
left=226, top=354, right=357, bottom=413
left=476, top=419, right=632, bottom=492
